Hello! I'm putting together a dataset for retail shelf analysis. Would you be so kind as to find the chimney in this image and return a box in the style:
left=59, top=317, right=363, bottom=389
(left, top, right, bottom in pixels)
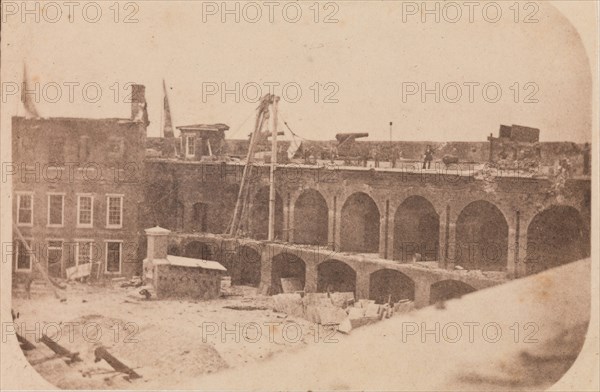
left=131, top=84, right=149, bottom=125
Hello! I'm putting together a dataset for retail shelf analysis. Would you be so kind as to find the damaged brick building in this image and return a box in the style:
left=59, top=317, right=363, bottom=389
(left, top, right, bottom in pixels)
left=11, top=85, right=148, bottom=283
left=11, top=87, right=592, bottom=307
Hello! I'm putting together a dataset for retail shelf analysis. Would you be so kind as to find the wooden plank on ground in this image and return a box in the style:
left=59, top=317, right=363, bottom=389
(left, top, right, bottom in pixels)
left=94, top=346, right=141, bottom=379
left=41, top=334, right=80, bottom=363
left=66, top=263, right=92, bottom=281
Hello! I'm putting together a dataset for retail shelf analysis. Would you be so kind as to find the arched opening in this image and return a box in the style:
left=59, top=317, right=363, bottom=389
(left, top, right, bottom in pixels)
left=248, top=186, right=283, bottom=241
left=271, top=253, right=306, bottom=294
left=526, top=205, right=589, bottom=275
left=456, top=200, right=508, bottom=271
left=369, top=269, right=415, bottom=304
left=233, top=245, right=262, bottom=287
left=429, top=280, right=476, bottom=304
left=340, top=192, right=380, bottom=253
left=192, top=202, right=208, bottom=232
left=317, top=260, right=356, bottom=294
left=394, top=196, right=439, bottom=262
left=184, top=241, right=218, bottom=261
left=293, top=189, right=329, bottom=246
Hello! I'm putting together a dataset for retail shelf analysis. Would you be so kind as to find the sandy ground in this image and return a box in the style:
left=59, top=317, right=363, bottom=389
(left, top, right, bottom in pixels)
left=10, top=260, right=595, bottom=390
left=11, top=278, right=345, bottom=389
left=179, top=259, right=593, bottom=391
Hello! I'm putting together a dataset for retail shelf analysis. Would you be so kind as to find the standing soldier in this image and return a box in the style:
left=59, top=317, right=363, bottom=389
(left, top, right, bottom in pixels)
left=372, top=146, right=380, bottom=168
left=329, top=145, right=336, bottom=164
left=423, top=145, right=434, bottom=169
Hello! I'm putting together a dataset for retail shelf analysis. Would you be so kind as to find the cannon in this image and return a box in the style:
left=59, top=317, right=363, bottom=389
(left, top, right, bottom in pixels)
left=335, top=133, right=369, bottom=144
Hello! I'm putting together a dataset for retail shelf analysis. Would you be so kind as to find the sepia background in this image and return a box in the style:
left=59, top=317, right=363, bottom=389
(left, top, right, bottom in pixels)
left=1, top=0, right=598, bottom=390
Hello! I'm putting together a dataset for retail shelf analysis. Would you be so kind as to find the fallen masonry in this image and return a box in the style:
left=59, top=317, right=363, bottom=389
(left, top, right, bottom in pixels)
left=271, top=291, right=415, bottom=334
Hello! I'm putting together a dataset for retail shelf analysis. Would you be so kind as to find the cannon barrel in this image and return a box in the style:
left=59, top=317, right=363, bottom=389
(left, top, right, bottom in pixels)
left=335, top=133, right=369, bottom=143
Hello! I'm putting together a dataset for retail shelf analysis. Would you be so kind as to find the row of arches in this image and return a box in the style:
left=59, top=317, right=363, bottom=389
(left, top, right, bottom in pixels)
left=287, top=189, right=587, bottom=273
left=174, top=242, right=479, bottom=305
left=176, top=189, right=588, bottom=276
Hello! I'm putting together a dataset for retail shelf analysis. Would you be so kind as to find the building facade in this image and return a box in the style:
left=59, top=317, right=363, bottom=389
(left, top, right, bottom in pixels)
left=141, top=160, right=591, bottom=282
left=11, top=92, right=591, bottom=293
left=11, top=85, right=148, bottom=282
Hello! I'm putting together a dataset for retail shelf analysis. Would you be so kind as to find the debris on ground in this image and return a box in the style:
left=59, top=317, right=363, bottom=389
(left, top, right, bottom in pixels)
left=271, top=291, right=415, bottom=334
left=16, top=333, right=36, bottom=351
left=124, top=285, right=155, bottom=301
left=394, top=299, right=415, bottom=313
left=40, top=334, right=81, bottom=364
left=223, top=305, right=269, bottom=311
left=13, top=280, right=320, bottom=389
left=66, top=263, right=92, bottom=281
left=119, top=276, right=143, bottom=288
left=94, top=346, right=141, bottom=380
left=139, top=288, right=152, bottom=300
left=280, top=278, right=303, bottom=293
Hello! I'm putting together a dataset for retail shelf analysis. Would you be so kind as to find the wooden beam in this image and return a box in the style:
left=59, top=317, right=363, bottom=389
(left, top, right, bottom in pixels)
left=16, top=333, right=36, bottom=351
left=41, top=334, right=80, bottom=363
left=12, top=223, right=64, bottom=300
left=94, top=346, right=141, bottom=379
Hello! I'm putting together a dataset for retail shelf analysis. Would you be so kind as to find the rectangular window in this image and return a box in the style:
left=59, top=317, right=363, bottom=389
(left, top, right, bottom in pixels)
left=106, top=242, right=121, bottom=273
left=77, top=195, right=94, bottom=227
left=15, top=239, right=32, bottom=271
left=186, top=136, right=195, bottom=157
left=106, top=195, right=123, bottom=228
left=47, top=240, right=63, bottom=275
left=47, top=194, right=64, bottom=227
left=17, top=193, right=33, bottom=226
left=76, top=241, right=93, bottom=265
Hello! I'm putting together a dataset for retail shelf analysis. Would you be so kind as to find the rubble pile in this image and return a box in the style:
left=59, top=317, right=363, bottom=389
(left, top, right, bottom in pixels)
left=271, top=292, right=415, bottom=334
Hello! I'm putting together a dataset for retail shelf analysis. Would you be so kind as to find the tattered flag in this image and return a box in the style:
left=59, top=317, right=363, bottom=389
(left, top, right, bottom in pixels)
left=162, top=79, right=175, bottom=138
left=21, top=64, right=40, bottom=118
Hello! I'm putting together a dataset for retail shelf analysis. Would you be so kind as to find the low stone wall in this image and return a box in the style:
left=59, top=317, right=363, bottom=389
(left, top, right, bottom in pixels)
left=154, top=264, right=222, bottom=300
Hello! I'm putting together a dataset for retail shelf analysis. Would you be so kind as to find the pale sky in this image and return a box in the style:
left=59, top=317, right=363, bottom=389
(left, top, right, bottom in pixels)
left=1, top=1, right=595, bottom=142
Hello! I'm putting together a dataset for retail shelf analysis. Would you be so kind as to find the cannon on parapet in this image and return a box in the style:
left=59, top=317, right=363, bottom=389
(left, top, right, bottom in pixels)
left=335, top=133, right=369, bottom=144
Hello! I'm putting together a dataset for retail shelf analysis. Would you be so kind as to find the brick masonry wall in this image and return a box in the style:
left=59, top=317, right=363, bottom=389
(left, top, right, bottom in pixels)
left=155, top=264, right=222, bottom=299
left=12, top=116, right=147, bottom=279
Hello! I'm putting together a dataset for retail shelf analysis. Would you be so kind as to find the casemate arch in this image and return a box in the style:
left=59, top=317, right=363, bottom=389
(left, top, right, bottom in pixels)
left=293, top=189, right=329, bottom=246
left=455, top=200, right=508, bottom=271
left=526, top=205, right=588, bottom=275
left=340, top=192, right=380, bottom=253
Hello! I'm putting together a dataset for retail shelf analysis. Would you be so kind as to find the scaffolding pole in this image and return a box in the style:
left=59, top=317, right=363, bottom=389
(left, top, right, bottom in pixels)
left=228, top=94, right=273, bottom=236
left=268, top=96, right=280, bottom=241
